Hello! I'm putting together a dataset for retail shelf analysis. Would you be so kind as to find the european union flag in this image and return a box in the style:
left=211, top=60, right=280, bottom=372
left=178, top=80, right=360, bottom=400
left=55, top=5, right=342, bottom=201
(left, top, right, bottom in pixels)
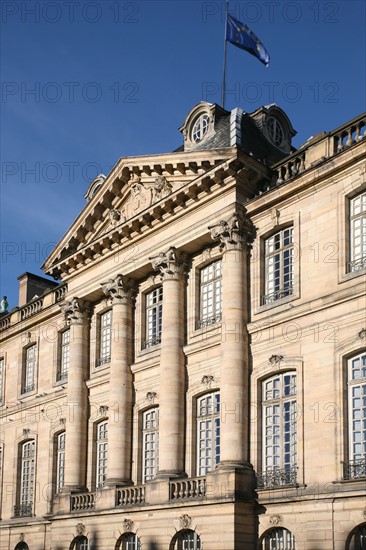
left=226, top=14, right=270, bottom=67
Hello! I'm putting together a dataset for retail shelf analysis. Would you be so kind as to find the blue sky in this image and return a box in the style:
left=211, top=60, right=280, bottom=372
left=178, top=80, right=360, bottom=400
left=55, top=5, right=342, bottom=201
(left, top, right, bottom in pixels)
left=1, top=0, right=365, bottom=309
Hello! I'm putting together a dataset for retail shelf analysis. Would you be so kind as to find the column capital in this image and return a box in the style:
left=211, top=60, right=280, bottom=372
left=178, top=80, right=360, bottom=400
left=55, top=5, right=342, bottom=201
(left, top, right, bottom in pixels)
left=149, top=247, right=188, bottom=281
left=208, top=210, right=255, bottom=252
left=60, top=297, right=91, bottom=325
left=101, top=274, right=135, bottom=304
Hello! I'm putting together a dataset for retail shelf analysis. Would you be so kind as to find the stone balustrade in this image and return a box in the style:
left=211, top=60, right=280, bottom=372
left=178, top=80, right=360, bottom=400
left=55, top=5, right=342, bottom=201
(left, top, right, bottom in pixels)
left=54, top=283, right=68, bottom=303
left=169, top=477, right=207, bottom=500
left=115, top=486, right=145, bottom=507
left=20, top=297, right=44, bottom=320
left=333, top=116, right=366, bottom=153
left=70, top=492, right=97, bottom=512
left=0, top=314, right=11, bottom=332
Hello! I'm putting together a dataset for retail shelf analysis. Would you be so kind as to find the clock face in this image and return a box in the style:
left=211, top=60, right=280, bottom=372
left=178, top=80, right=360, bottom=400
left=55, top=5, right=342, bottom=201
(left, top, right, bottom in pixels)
left=192, top=114, right=210, bottom=143
left=267, top=116, right=284, bottom=146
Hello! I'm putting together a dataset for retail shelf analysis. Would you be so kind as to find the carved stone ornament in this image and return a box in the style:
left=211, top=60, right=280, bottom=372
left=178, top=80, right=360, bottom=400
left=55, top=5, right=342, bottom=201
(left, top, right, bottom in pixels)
left=59, top=417, right=66, bottom=426
left=269, top=514, right=282, bottom=526
left=23, top=428, right=30, bottom=437
left=363, top=507, right=366, bottom=520
left=146, top=391, right=157, bottom=404
left=357, top=328, right=366, bottom=340
left=269, top=354, right=284, bottom=368
left=60, top=297, right=90, bottom=325
left=148, top=175, right=173, bottom=201
left=19, top=533, right=25, bottom=542
left=99, top=405, right=109, bottom=415
left=271, top=208, right=280, bottom=227
left=201, top=375, right=214, bottom=388
left=179, top=514, right=192, bottom=529
left=123, top=518, right=134, bottom=532
left=109, top=208, right=122, bottom=225
left=76, top=523, right=86, bottom=535
left=149, top=247, right=187, bottom=280
left=101, top=274, right=135, bottom=304
left=208, top=210, right=255, bottom=251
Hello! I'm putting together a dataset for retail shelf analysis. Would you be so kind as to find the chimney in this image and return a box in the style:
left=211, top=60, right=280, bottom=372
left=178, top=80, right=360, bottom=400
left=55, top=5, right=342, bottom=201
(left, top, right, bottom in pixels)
left=17, top=272, right=59, bottom=307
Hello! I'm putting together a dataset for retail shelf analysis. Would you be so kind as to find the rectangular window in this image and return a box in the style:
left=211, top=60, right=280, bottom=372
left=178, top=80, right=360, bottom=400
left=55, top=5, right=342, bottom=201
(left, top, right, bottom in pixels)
left=0, top=357, right=4, bottom=404
left=262, top=227, right=294, bottom=305
left=97, top=310, right=112, bottom=366
left=22, top=345, right=37, bottom=394
left=15, top=440, right=35, bottom=516
left=56, top=432, right=65, bottom=493
left=197, top=392, right=220, bottom=476
left=196, top=260, right=222, bottom=329
left=258, top=372, right=297, bottom=489
left=345, top=352, right=366, bottom=479
left=349, top=191, right=366, bottom=272
left=57, top=330, right=70, bottom=382
left=96, top=421, right=108, bottom=488
left=143, top=288, right=163, bottom=349
left=142, top=408, right=159, bottom=482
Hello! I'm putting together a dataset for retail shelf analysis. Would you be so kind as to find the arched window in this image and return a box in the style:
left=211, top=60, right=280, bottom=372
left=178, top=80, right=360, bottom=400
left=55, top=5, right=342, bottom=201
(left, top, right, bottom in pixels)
left=14, top=440, right=35, bottom=517
left=196, top=391, right=220, bottom=475
left=55, top=431, right=65, bottom=493
left=258, top=372, right=297, bottom=489
left=346, top=523, right=366, bottom=550
left=14, top=543, right=29, bottom=550
left=70, top=536, right=88, bottom=550
left=259, top=527, right=296, bottom=550
left=170, top=530, right=201, bottom=550
left=115, top=532, right=141, bottom=550
left=344, top=352, right=366, bottom=479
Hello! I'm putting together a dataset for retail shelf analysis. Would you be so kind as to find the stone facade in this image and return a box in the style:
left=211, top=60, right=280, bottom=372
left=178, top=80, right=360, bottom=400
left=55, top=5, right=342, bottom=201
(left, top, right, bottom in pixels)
left=0, top=103, right=365, bottom=550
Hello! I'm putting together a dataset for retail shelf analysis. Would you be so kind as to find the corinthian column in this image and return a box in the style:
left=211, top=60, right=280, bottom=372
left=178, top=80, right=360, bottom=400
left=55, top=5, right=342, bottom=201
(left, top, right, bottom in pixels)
left=101, top=274, right=135, bottom=486
left=209, top=210, right=255, bottom=468
left=149, top=247, right=187, bottom=479
left=60, top=297, right=90, bottom=492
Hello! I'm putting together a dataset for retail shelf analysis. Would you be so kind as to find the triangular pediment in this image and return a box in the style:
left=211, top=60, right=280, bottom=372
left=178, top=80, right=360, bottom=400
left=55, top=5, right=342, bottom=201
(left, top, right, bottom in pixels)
left=42, top=148, right=270, bottom=278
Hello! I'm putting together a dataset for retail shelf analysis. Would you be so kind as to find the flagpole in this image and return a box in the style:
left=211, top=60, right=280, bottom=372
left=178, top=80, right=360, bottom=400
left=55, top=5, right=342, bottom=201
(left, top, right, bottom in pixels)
left=222, top=0, right=229, bottom=109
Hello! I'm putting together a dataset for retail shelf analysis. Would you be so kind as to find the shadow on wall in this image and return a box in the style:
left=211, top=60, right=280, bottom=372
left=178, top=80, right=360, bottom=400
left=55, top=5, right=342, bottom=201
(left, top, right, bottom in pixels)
left=89, top=531, right=99, bottom=550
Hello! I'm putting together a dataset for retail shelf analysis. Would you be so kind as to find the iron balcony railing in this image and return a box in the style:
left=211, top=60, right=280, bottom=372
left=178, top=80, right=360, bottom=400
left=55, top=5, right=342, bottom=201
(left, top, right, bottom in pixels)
left=195, top=313, right=222, bottom=330
left=21, top=383, right=35, bottom=395
left=347, top=257, right=366, bottom=273
left=95, top=355, right=111, bottom=367
left=261, top=286, right=294, bottom=306
left=13, top=503, right=33, bottom=517
left=142, top=336, right=161, bottom=350
left=257, top=465, right=298, bottom=489
left=343, top=458, right=366, bottom=480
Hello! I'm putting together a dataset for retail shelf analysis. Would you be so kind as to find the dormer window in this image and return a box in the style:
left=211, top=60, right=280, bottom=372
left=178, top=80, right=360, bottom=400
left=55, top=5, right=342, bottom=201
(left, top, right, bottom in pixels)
left=267, top=116, right=284, bottom=147
left=192, top=113, right=210, bottom=143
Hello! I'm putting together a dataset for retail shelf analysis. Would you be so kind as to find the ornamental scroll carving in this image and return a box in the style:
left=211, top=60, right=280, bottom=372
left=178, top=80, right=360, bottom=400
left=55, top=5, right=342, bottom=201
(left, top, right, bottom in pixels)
left=101, top=274, right=135, bottom=304
left=208, top=211, right=255, bottom=251
left=149, top=247, right=187, bottom=280
left=60, top=297, right=90, bottom=325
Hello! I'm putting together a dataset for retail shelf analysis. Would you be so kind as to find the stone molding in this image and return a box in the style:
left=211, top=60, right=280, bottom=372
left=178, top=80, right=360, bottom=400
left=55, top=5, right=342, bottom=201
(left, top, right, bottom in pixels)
left=101, top=274, right=135, bottom=304
left=149, top=247, right=188, bottom=281
left=60, top=297, right=90, bottom=325
left=208, top=210, right=255, bottom=251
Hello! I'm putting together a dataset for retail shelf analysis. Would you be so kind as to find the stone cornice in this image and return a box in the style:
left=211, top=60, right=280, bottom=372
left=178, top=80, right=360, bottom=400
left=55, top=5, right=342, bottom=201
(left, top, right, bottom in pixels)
left=43, top=149, right=269, bottom=278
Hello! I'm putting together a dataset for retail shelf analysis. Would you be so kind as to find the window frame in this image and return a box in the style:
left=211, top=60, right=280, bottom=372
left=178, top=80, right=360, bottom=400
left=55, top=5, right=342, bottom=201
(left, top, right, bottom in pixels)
left=57, top=329, right=70, bottom=382
left=55, top=431, right=66, bottom=493
left=259, top=527, right=296, bottom=550
left=196, top=391, right=220, bottom=476
left=15, top=439, right=36, bottom=517
left=115, top=532, right=141, bottom=550
left=262, top=226, right=295, bottom=306
left=21, top=344, right=37, bottom=395
left=96, top=420, right=108, bottom=489
left=348, top=190, right=366, bottom=273
left=0, top=356, right=4, bottom=405
left=170, top=529, right=202, bottom=550
left=196, top=260, right=222, bottom=330
left=141, top=407, right=159, bottom=483
left=142, top=287, right=163, bottom=350
left=344, top=351, right=366, bottom=480
left=96, top=309, right=112, bottom=367
left=258, top=371, right=298, bottom=489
